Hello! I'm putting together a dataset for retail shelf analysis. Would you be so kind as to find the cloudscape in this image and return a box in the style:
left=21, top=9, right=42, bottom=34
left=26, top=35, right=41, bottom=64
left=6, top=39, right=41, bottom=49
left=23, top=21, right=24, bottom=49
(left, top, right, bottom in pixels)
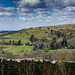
left=0, top=0, right=75, bottom=30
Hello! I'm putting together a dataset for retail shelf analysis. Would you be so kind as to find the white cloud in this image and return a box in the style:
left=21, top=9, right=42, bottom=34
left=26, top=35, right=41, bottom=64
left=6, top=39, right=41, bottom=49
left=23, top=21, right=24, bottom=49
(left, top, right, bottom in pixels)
left=0, top=12, right=14, bottom=16
left=0, top=6, right=16, bottom=12
left=19, top=17, right=26, bottom=21
left=0, top=17, right=13, bottom=21
left=18, top=0, right=40, bottom=7
left=63, top=6, right=75, bottom=12
left=17, top=8, right=30, bottom=13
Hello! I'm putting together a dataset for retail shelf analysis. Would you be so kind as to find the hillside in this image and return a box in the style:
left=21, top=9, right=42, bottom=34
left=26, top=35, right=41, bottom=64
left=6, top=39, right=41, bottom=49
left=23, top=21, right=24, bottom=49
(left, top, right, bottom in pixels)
left=0, top=24, right=75, bottom=60
left=0, top=24, right=75, bottom=42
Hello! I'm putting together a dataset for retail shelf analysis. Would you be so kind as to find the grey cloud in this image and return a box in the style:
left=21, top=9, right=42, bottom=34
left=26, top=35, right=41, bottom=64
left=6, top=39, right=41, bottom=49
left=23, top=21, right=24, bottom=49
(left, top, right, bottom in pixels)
left=44, top=0, right=75, bottom=9
left=14, top=0, right=47, bottom=8
left=13, top=0, right=75, bottom=10
left=63, top=6, right=75, bottom=12
left=18, top=0, right=40, bottom=6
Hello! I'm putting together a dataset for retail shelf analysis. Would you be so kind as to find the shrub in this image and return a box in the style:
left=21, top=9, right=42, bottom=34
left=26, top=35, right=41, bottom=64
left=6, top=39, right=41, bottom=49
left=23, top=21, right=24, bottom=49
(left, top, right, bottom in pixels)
left=20, top=32, right=22, bottom=34
left=2, top=51, right=5, bottom=54
left=67, top=45, right=74, bottom=49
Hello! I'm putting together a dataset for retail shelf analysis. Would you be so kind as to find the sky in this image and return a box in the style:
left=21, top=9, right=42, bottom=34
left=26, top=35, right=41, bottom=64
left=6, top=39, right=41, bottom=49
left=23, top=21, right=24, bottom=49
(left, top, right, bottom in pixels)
left=0, top=0, right=75, bottom=30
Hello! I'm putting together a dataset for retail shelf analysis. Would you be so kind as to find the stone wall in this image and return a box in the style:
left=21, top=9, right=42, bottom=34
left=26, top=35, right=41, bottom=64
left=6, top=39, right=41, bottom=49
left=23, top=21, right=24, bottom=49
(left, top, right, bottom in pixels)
left=0, top=58, right=75, bottom=75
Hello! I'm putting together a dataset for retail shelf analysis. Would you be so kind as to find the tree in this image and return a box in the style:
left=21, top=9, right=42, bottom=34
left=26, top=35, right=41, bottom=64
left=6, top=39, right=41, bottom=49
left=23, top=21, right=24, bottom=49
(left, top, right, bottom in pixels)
left=50, top=42, right=54, bottom=49
left=13, top=41, right=14, bottom=45
left=39, top=44, right=43, bottom=49
left=30, top=34, right=38, bottom=42
left=52, top=37, right=56, bottom=43
left=50, top=29, right=53, bottom=36
left=30, top=34, right=34, bottom=42
left=33, top=45, right=38, bottom=50
left=56, top=31, right=62, bottom=37
left=51, top=29, right=53, bottom=33
left=18, top=40, right=21, bottom=45
left=49, top=37, right=56, bottom=49
left=69, top=33, right=72, bottom=38
left=61, top=37, right=67, bottom=47
left=9, top=40, right=11, bottom=45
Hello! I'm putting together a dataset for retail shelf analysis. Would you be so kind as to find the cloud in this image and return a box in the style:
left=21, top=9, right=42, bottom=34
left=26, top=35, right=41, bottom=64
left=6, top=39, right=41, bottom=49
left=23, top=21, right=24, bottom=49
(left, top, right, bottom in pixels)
left=0, top=6, right=16, bottom=17
left=19, top=17, right=26, bottom=21
left=0, top=12, right=14, bottom=17
left=0, top=7, right=16, bottom=12
left=17, top=7, right=33, bottom=14
left=35, top=8, right=51, bottom=15
left=17, top=0, right=41, bottom=7
left=14, top=0, right=75, bottom=12
left=14, top=0, right=46, bottom=8
left=44, top=0, right=75, bottom=8
left=63, top=6, right=75, bottom=12
left=0, top=0, right=75, bottom=30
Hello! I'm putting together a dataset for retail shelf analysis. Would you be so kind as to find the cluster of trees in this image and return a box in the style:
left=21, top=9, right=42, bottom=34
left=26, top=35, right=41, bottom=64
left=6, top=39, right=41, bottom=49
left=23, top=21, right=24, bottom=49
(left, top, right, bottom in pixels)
left=33, top=37, right=68, bottom=50
left=50, top=37, right=68, bottom=49
left=50, top=29, right=66, bottom=38
left=33, top=44, right=43, bottom=50
left=9, top=40, right=21, bottom=45
left=29, top=33, right=75, bottom=50
left=0, top=40, right=21, bottom=45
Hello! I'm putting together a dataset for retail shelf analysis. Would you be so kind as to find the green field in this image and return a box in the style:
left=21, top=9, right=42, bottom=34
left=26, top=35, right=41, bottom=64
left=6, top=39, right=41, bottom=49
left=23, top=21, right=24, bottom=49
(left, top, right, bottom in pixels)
left=0, top=45, right=33, bottom=56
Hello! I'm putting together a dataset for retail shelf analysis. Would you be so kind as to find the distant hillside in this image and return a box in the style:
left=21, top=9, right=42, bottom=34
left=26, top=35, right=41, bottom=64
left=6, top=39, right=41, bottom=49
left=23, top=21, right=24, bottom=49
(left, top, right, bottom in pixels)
left=0, top=24, right=75, bottom=43
left=13, top=24, right=75, bottom=39
left=0, top=24, right=75, bottom=59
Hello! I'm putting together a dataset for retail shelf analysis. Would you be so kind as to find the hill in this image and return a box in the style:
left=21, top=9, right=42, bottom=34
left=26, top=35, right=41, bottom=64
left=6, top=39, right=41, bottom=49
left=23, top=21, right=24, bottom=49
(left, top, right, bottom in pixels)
left=0, top=24, right=75, bottom=60
left=0, top=24, right=75, bottom=42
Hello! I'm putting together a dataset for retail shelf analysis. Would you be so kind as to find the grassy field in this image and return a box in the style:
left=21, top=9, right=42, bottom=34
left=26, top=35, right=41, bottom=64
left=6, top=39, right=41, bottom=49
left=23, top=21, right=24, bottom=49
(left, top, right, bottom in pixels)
left=0, top=45, right=34, bottom=56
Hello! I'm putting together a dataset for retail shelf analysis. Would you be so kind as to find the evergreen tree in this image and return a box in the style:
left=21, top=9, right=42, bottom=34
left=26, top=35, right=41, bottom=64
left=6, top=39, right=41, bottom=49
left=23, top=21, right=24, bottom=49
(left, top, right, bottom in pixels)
left=18, top=40, right=21, bottom=45
left=39, top=44, right=43, bottom=49
left=61, top=37, right=67, bottom=47
left=52, top=37, right=56, bottom=43
left=57, top=31, right=61, bottom=37
left=13, top=41, right=14, bottom=45
left=50, top=42, right=54, bottom=49
left=30, top=34, right=34, bottom=42
left=9, top=40, right=11, bottom=44
left=51, top=29, right=53, bottom=33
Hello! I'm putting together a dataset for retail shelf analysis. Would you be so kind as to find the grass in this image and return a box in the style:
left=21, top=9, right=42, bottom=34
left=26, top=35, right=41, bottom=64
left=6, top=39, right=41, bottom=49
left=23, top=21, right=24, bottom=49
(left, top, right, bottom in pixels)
left=0, top=45, right=34, bottom=56
left=0, top=38, right=29, bottom=44
left=48, top=48, right=75, bottom=53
